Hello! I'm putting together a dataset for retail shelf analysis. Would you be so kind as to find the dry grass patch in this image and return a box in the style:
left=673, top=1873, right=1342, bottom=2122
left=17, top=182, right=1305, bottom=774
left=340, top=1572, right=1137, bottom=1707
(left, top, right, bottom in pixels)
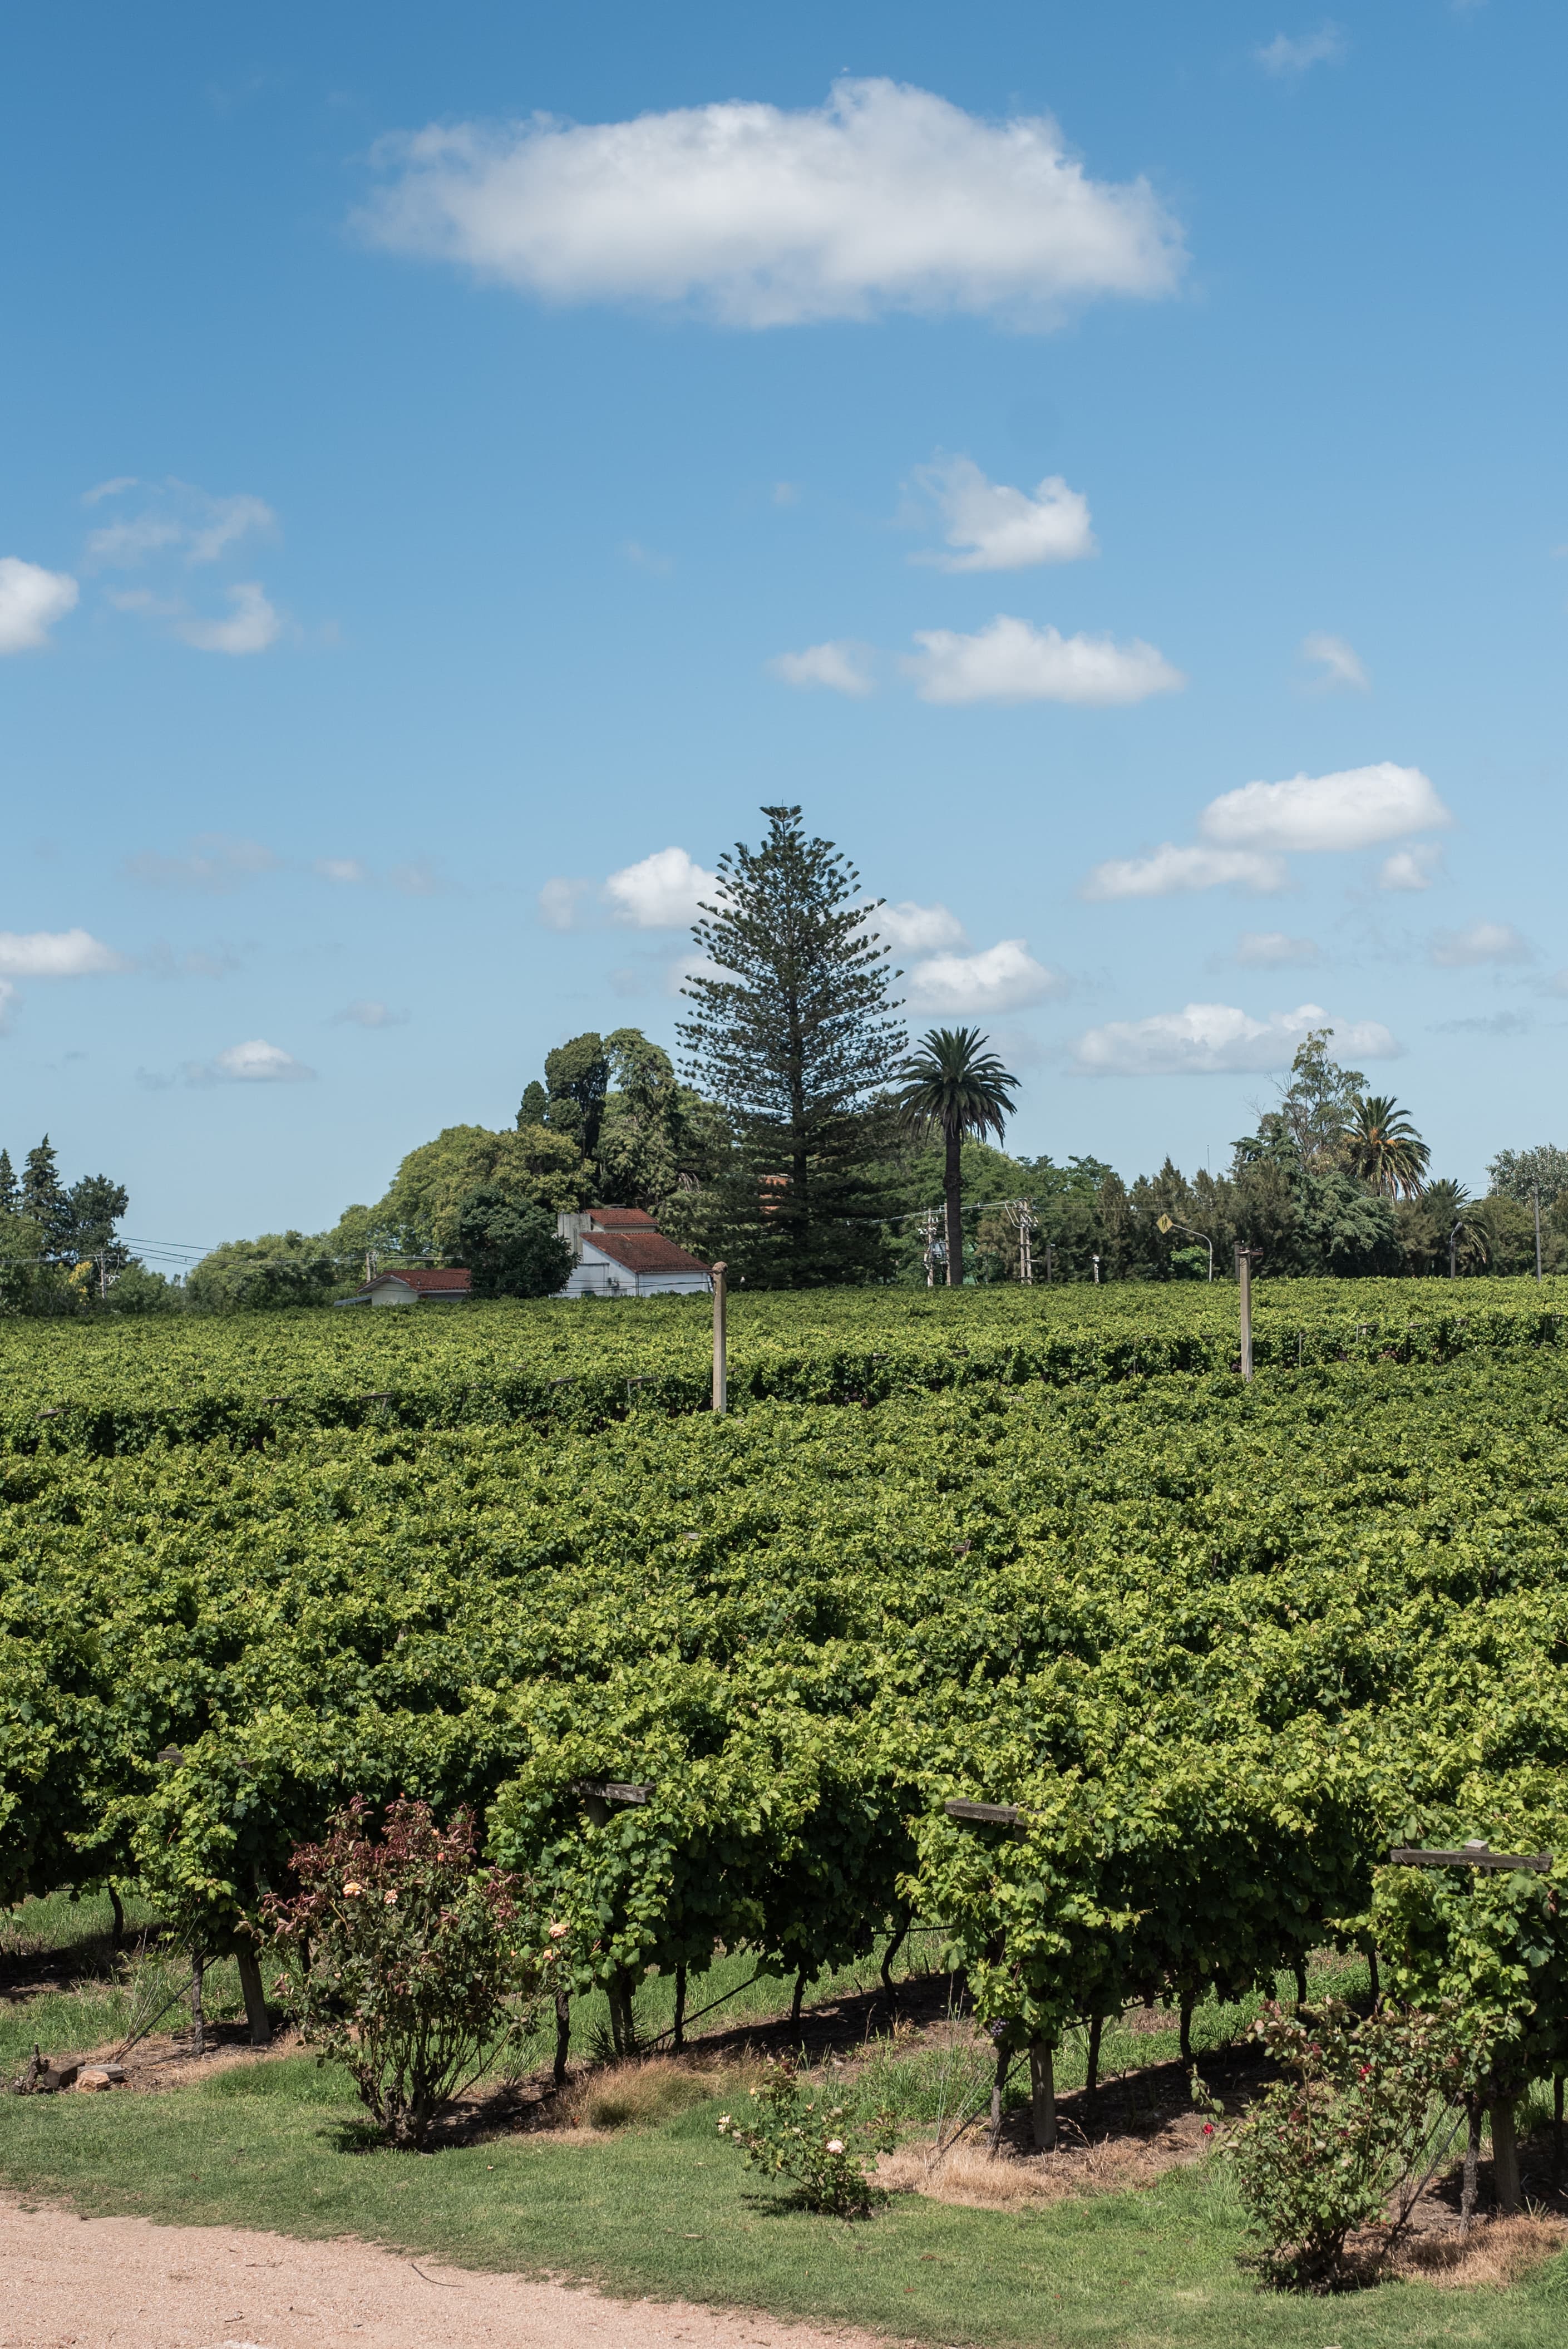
left=878, top=2121, right=1194, bottom=2211
left=568, top=2054, right=735, bottom=2133
left=1391, top=2214, right=1568, bottom=2289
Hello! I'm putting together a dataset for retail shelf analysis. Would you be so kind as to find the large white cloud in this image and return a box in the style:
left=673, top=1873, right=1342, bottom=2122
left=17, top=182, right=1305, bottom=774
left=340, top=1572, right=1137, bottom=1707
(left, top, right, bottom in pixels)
left=913, top=457, right=1094, bottom=571
left=1081, top=843, right=1286, bottom=900
left=1429, top=920, right=1534, bottom=968
left=1072, top=1001, right=1397, bottom=1078
left=0, top=928, right=126, bottom=977
left=175, top=583, right=282, bottom=656
left=361, top=78, right=1185, bottom=329
left=602, top=845, right=718, bottom=928
left=0, top=558, right=78, bottom=654
left=908, top=615, right=1183, bottom=706
left=767, top=639, right=875, bottom=696
left=907, top=938, right=1064, bottom=1015
left=1200, top=761, right=1448, bottom=853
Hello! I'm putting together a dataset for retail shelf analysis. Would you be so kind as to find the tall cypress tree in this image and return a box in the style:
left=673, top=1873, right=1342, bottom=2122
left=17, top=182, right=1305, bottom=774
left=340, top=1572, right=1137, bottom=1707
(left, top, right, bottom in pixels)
left=22, top=1136, right=69, bottom=1255
left=677, top=806, right=905, bottom=1284
left=0, top=1149, right=17, bottom=1215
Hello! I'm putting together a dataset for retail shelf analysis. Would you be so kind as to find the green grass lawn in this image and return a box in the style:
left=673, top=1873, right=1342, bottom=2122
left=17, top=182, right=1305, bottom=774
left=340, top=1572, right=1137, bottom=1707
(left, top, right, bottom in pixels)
left=3, top=2049, right=1567, bottom=2349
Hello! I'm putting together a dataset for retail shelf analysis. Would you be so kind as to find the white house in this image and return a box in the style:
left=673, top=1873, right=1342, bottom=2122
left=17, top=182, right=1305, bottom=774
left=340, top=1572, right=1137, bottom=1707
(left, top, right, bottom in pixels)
left=555, top=1206, right=711, bottom=1300
left=335, top=1267, right=473, bottom=1308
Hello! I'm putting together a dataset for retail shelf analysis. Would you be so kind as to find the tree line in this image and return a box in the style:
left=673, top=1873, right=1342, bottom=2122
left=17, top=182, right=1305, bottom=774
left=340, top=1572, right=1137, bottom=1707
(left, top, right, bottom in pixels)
left=7, top=805, right=1567, bottom=1311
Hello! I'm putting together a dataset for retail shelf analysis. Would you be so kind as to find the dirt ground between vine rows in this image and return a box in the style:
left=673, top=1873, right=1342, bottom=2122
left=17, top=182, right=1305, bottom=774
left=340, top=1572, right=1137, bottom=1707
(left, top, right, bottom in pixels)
left=0, top=2195, right=887, bottom=2349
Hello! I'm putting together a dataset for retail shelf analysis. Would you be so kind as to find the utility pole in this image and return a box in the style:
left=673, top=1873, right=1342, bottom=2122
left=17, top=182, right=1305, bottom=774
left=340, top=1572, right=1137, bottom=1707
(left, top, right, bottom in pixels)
left=711, top=1262, right=728, bottom=1414
left=1004, top=1198, right=1036, bottom=1284
left=1534, top=1183, right=1543, bottom=1282
left=1449, top=1223, right=1459, bottom=1281
left=1043, top=1237, right=1054, bottom=1283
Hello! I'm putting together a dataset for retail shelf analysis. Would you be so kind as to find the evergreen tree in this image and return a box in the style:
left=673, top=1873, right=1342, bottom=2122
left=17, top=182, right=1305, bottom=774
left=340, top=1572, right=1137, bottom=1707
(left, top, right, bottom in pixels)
left=22, top=1136, right=69, bottom=1255
left=0, top=1149, right=17, bottom=1215
left=677, top=805, right=905, bottom=1284
left=543, top=1034, right=610, bottom=1156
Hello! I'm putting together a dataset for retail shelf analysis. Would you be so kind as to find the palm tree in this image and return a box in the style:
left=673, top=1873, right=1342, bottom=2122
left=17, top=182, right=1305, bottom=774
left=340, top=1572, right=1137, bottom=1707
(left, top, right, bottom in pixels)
left=895, top=1027, right=1018, bottom=1287
left=1422, top=1177, right=1488, bottom=1278
left=1346, top=1094, right=1431, bottom=1198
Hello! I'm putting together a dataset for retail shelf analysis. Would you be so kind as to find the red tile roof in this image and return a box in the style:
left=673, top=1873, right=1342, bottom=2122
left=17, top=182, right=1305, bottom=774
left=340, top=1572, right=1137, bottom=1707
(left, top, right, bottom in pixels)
left=581, top=1232, right=709, bottom=1277
left=585, top=1207, right=658, bottom=1230
left=362, top=1267, right=472, bottom=1296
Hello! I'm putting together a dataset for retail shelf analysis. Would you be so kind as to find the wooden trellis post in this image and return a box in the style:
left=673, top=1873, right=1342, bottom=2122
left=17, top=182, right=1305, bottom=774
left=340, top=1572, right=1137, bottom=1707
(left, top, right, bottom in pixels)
left=1386, top=1839, right=1553, bottom=2220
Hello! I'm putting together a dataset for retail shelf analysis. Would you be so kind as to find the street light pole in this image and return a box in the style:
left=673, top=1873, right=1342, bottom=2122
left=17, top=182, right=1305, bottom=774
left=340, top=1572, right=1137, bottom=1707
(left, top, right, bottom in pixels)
left=1156, top=1213, right=1215, bottom=1282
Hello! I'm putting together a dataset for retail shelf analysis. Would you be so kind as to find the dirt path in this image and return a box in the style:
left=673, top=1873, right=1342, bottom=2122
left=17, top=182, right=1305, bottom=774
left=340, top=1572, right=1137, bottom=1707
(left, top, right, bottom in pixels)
left=0, top=2196, right=885, bottom=2349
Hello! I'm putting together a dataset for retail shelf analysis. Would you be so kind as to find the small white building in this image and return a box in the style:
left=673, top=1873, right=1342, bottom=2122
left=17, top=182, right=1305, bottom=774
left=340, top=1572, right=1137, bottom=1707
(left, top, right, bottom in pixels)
left=335, top=1267, right=473, bottom=1308
left=555, top=1207, right=711, bottom=1300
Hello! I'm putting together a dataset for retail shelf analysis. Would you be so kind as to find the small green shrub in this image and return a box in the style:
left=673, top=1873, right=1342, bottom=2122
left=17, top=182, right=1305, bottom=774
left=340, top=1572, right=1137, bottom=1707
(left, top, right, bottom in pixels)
left=718, top=2057, right=894, bottom=2218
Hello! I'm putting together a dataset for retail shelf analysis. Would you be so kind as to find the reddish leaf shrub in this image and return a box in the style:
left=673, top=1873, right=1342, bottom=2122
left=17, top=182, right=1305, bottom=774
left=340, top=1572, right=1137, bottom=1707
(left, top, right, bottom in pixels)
left=264, top=1796, right=560, bottom=2149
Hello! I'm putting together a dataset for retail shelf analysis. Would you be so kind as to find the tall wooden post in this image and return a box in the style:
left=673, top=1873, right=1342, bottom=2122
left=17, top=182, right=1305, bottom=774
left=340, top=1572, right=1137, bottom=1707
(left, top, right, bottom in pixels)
left=711, top=1261, right=728, bottom=1414
left=1028, top=2041, right=1057, bottom=2150
left=1236, top=1245, right=1254, bottom=1382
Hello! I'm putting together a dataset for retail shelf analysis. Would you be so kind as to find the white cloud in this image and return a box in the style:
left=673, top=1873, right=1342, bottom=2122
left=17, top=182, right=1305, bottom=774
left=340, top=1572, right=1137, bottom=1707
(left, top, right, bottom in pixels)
left=668, top=951, right=725, bottom=996
left=315, top=858, right=369, bottom=885
left=1429, top=920, right=1535, bottom=968
left=768, top=639, right=875, bottom=696
left=1255, top=26, right=1346, bottom=75
left=1200, top=761, right=1448, bottom=853
left=360, top=77, right=1185, bottom=330
left=871, top=900, right=968, bottom=952
left=181, top=1043, right=314, bottom=1085
left=1378, top=843, right=1444, bottom=891
left=126, top=836, right=281, bottom=891
left=603, top=845, right=718, bottom=928
left=82, top=476, right=139, bottom=505
left=907, top=938, right=1064, bottom=1015
left=619, top=539, right=674, bottom=574
left=1081, top=843, right=1287, bottom=900
left=907, top=615, right=1183, bottom=706
left=913, top=456, right=1095, bottom=571
left=0, top=928, right=126, bottom=978
left=1234, top=930, right=1320, bottom=968
left=174, top=583, right=282, bottom=655
left=211, top=1038, right=315, bottom=1082
left=0, top=558, right=79, bottom=654
left=85, top=481, right=277, bottom=569
left=333, top=999, right=409, bottom=1028
left=1072, top=1000, right=1395, bottom=1077
left=1300, top=631, right=1368, bottom=692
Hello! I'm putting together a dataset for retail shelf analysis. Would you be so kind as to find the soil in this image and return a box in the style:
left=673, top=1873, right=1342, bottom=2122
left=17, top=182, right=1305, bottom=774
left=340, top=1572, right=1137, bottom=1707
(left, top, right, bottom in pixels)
left=0, top=2197, right=886, bottom=2349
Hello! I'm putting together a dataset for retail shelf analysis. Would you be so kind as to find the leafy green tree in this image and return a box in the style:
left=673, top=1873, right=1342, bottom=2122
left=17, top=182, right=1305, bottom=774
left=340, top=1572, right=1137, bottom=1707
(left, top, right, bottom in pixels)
left=186, top=1233, right=342, bottom=1312
left=1235, top=1029, right=1366, bottom=1172
left=1345, top=1095, right=1430, bottom=1198
left=678, top=805, right=905, bottom=1285
left=894, top=1028, right=1018, bottom=1286
left=455, top=1187, right=574, bottom=1298
left=541, top=1033, right=610, bottom=1155
left=61, top=1174, right=131, bottom=1274
left=0, top=1212, right=50, bottom=1314
left=1487, top=1142, right=1568, bottom=1209
left=378, top=1124, right=591, bottom=1260
left=103, top=1260, right=182, bottom=1313
left=517, top=1080, right=549, bottom=1128
left=1398, top=1178, right=1487, bottom=1277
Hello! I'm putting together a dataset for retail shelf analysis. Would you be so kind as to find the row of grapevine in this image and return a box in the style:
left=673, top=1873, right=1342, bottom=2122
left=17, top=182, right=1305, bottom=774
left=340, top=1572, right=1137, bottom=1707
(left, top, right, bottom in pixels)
left=2, top=1351, right=1566, bottom=2107
left=3, top=1276, right=1566, bottom=1454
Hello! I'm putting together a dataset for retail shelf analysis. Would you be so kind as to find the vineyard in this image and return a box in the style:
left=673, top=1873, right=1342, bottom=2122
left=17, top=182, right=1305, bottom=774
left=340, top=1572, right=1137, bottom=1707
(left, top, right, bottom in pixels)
left=4, top=1290, right=1568, bottom=2148
left=2, top=1273, right=1566, bottom=1451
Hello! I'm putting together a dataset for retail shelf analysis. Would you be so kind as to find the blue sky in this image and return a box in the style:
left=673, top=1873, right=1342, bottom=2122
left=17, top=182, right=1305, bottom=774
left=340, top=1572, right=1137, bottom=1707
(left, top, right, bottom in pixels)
left=3, top=1, right=1564, bottom=1253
